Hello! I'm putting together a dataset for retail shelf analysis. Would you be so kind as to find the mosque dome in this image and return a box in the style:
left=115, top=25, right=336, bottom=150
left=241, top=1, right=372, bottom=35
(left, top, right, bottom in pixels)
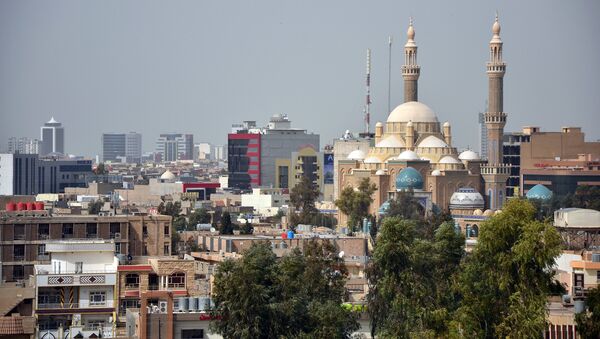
left=431, top=169, right=442, bottom=176
left=526, top=184, right=553, bottom=201
left=347, top=149, right=366, bottom=161
left=375, top=122, right=383, bottom=127
left=398, top=150, right=420, bottom=161
left=376, top=135, right=405, bottom=148
left=395, top=167, right=424, bottom=190
left=458, top=150, right=480, bottom=161
left=417, top=135, right=448, bottom=148
left=439, top=156, right=461, bottom=164
left=160, top=170, right=176, bottom=181
left=387, top=101, right=438, bottom=123
left=364, top=156, right=382, bottom=164
left=483, top=209, right=494, bottom=217
left=443, top=121, right=450, bottom=127
left=375, top=169, right=386, bottom=175
left=473, top=209, right=483, bottom=216
left=449, top=188, right=485, bottom=209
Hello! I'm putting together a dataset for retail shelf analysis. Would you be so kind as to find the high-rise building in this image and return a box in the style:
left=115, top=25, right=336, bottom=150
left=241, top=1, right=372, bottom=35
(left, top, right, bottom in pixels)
left=156, top=134, right=194, bottom=162
left=7, top=137, right=41, bottom=154
left=101, top=132, right=142, bottom=163
left=481, top=15, right=511, bottom=210
left=503, top=127, right=536, bottom=196
left=213, top=145, right=227, bottom=161
left=40, top=117, right=64, bottom=155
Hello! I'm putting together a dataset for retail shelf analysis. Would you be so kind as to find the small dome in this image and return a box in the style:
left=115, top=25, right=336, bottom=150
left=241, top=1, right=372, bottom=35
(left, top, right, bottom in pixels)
left=443, top=121, right=450, bottom=127
left=376, top=135, right=405, bottom=148
left=449, top=188, right=485, bottom=209
left=431, top=169, right=442, bottom=176
left=526, top=184, right=553, bottom=201
left=396, top=167, right=424, bottom=190
left=407, top=18, right=415, bottom=41
left=483, top=209, right=494, bottom=217
left=492, top=15, right=501, bottom=35
left=473, top=209, right=483, bottom=216
left=417, top=136, right=448, bottom=148
left=375, top=122, right=383, bottom=127
left=398, top=150, right=420, bottom=161
left=160, top=170, right=176, bottom=181
left=439, top=156, right=461, bottom=164
left=347, top=149, right=366, bottom=160
left=459, top=150, right=480, bottom=161
left=375, top=169, right=386, bottom=175
left=364, top=156, right=382, bottom=164
left=407, top=120, right=413, bottom=127
left=387, top=101, right=438, bottom=123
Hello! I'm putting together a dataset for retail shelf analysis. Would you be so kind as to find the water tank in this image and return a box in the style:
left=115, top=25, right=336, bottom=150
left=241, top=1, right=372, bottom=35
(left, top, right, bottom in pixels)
left=574, top=300, right=586, bottom=314
left=178, top=297, right=189, bottom=312
left=591, top=254, right=600, bottom=263
left=25, top=202, right=34, bottom=210
left=35, top=202, right=44, bottom=211
left=116, top=254, right=128, bottom=265
left=287, top=231, right=294, bottom=239
left=198, top=297, right=210, bottom=311
left=281, top=232, right=288, bottom=240
left=16, top=202, right=26, bottom=211
left=5, top=202, right=16, bottom=211
left=188, top=297, right=199, bottom=312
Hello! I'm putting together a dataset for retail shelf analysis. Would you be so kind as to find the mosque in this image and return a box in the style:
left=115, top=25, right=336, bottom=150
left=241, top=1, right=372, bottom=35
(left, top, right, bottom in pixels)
left=337, top=15, right=512, bottom=224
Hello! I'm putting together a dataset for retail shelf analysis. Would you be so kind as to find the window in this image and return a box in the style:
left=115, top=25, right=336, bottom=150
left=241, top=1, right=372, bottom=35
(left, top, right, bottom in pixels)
left=38, top=224, right=50, bottom=239
left=125, top=274, right=140, bottom=289
left=181, top=329, right=204, bottom=339
left=86, top=320, right=105, bottom=330
left=14, top=225, right=25, bottom=240
left=13, top=245, right=25, bottom=261
left=164, top=225, right=170, bottom=236
left=86, top=223, right=98, bottom=238
left=89, top=291, right=106, bottom=306
left=119, top=299, right=140, bottom=316
left=38, top=244, right=47, bottom=255
left=143, top=226, right=148, bottom=237
left=75, top=262, right=83, bottom=274
left=167, top=272, right=185, bottom=289
left=597, top=270, right=600, bottom=282
left=62, top=224, right=74, bottom=239
left=109, top=223, right=120, bottom=238
left=13, top=265, right=24, bottom=280
left=164, top=244, right=170, bottom=255
left=115, top=243, right=121, bottom=254
left=143, top=245, right=148, bottom=256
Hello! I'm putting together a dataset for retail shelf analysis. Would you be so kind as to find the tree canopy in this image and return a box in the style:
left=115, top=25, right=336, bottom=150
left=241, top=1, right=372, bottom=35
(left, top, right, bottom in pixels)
left=188, top=208, right=211, bottom=230
left=290, top=175, right=320, bottom=226
left=210, top=240, right=358, bottom=338
left=219, top=211, right=234, bottom=235
left=335, top=178, right=377, bottom=232
left=575, top=286, right=600, bottom=339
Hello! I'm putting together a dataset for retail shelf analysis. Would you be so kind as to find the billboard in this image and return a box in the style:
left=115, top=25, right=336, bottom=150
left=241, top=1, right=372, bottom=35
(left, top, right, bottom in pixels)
left=323, top=153, right=334, bottom=184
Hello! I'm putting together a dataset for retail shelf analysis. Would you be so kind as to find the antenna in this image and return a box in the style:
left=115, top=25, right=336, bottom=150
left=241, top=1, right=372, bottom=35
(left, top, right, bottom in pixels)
left=387, top=36, right=393, bottom=114
left=365, top=48, right=372, bottom=134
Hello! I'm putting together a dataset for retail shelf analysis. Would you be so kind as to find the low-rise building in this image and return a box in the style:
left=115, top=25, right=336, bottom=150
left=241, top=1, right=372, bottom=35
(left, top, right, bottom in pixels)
left=240, top=188, right=289, bottom=217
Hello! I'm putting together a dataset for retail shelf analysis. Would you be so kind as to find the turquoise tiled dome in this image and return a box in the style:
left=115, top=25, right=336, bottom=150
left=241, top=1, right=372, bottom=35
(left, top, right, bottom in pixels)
left=526, top=184, right=553, bottom=201
left=396, top=167, right=424, bottom=190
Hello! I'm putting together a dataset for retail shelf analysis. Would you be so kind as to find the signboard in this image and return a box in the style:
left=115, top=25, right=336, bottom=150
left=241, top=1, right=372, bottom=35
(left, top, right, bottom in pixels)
left=323, top=153, right=334, bottom=184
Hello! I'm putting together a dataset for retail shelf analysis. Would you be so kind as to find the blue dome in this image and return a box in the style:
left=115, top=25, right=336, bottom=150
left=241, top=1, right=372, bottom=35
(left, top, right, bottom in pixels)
left=378, top=200, right=391, bottom=215
left=526, top=184, right=553, bottom=201
left=396, top=167, right=424, bottom=190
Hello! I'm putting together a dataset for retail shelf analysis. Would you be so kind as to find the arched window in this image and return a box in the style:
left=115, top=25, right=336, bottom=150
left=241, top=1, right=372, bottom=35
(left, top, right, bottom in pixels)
left=125, top=273, right=139, bottom=289
left=168, top=272, right=185, bottom=289
left=471, top=225, right=479, bottom=238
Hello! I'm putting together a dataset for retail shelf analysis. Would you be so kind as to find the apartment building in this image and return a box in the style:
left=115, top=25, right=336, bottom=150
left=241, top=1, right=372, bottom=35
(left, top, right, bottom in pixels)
left=0, top=212, right=172, bottom=283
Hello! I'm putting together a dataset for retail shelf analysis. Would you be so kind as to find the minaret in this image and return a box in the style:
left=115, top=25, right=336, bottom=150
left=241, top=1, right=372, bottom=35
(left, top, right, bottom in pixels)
left=481, top=14, right=511, bottom=210
left=401, top=18, right=420, bottom=103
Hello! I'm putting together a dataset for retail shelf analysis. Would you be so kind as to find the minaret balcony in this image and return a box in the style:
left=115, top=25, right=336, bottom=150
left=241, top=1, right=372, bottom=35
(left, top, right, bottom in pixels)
left=480, top=163, right=511, bottom=175
left=484, top=112, right=506, bottom=124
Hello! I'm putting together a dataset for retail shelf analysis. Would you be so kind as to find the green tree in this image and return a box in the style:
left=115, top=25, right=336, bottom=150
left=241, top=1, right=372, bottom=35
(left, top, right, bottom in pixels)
left=240, top=219, right=253, bottom=235
left=219, top=211, right=234, bottom=235
left=575, top=286, right=600, bottom=339
left=290, top=175, right=320, bottom=226
left=454, top=198, right=562, bottom=338
left=367, top=217, right=464, bottom=338
left=384, top=189, right=424, bottom=221
left=173, top=216, right=187, bottom=231
left=87, top=200, right=104, bottom=214
left=188, top=208, right=211, bottom=230
left=335, top=178, right=377, bottom=232
left=94, top=163, right=108, bottom=175
left=210, top=240, right=358, bottom=338
left=571, top=185, right=600, bottom=211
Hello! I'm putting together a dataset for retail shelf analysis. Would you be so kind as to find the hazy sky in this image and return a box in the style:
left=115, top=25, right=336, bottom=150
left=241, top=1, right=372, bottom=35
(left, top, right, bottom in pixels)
left=1, top=0, right=599, bottom=157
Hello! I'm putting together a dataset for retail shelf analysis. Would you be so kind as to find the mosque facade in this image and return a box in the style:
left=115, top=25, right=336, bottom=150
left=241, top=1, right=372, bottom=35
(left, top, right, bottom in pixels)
left=337, top=16, right=510, bottom=223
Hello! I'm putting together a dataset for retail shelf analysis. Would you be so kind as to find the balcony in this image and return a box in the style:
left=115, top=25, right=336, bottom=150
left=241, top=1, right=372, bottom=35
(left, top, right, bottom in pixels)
left=37, top=254, right=50, bottom=261
left=35, top=269, right=117, bottom=287
left=45, top=240, right=115, bottom=253
left=37, top=300, right=115, bottom=310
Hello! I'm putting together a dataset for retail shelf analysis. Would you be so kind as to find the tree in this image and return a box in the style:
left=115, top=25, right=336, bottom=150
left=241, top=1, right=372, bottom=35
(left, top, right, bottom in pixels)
left=385, top=189, right=424, bottom=221
left=454, top=198, right=562, bottom=338
left=219, top=211, right=234, bottom=235
left=290, top=175, right=320, bottom=226
left=575, top=286, right=600, bottom=339
left=571, top=185, right=600, bottom=211
left=188, top=208, right=211, bottom=231
left=173, top=216, right=187, bottom=231
left=210, top=240, right=358, bottom=338
left=240, top=219, right=253, bottom=235
left=367, top=217, right=464, bottom=338
left=87, top=200, right=104, bottom=214
left=335, top=178, right=377, bottom=232
left=94, top=163, right=108, bottom=175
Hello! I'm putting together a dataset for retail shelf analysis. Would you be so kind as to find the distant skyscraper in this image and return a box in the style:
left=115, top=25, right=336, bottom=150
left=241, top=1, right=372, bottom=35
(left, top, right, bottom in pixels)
left=101, top=132, right=142, bottom=163
left=156, top=133, right=194, bottom=162
left=7, top=137, right=41, bottom=154
left=40, top=117, right=64, bottom=155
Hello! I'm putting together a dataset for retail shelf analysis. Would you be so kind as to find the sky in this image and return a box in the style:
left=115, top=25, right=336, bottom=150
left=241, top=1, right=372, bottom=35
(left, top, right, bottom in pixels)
left=1, top=0, right=599, bottom=157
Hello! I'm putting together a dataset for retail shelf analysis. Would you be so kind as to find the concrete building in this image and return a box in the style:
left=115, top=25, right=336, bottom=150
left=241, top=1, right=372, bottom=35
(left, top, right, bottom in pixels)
left=241, top=188, right=290, bottom=216
left=332, top=135, right=371, bottom=199
left=193, top=143, right=212, bottom=161
left=0, top=153, right=93, bottom=195
left=503, top=127, right=536, bottom=196
left=33, top=239, right=118, bottom=338
left=8, top=136, right=41, bottom=155
left=102, top=132, right=142, bottom=163
left=213, top=145, right=227, bottom=162
left=0, top=212, right=172, bottom=283
left=40, top=117, right=64, bottom=156
left=156, top=134, right=194, bottom=162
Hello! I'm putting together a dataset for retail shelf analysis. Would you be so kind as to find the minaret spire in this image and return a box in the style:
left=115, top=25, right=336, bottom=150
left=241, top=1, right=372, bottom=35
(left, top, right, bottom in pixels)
left=401, top=17, right=420, bottom=103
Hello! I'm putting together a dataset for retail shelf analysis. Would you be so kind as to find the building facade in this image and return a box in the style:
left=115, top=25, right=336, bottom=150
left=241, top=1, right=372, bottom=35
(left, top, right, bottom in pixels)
left=7, top=137, right=41, bottom=155
left=101, top=132, right=142, bottom=163
left=40, top=117, right=64, bottom=156
left=156, top=134, right=194, bottom=162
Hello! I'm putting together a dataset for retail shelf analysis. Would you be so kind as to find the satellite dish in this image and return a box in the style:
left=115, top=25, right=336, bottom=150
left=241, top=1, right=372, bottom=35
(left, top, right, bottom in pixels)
left=338, top=251, right=345, bottom=258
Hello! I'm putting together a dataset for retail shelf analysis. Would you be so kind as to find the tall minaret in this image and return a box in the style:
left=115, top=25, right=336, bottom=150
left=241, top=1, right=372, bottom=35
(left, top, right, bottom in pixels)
left=401, top=18, right=420, bottom=103
left=481, top=14, right=510, bottom=210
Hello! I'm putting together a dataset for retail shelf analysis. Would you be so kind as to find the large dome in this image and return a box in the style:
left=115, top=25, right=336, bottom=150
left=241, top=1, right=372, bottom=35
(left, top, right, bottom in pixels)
left=387, top=101, right=438, bottom=123
left=395, top=167, right=424, bottom=190
left=347, top=149, right=366, bottom=160
left=449, top=188, right=485, bottom=209
left=526, top=184, right=553, bottom=201
left=160, top=170, right=176, bottom=181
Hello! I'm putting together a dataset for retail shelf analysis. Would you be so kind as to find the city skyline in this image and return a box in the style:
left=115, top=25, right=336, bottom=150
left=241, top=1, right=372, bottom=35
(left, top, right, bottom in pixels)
left=1, top=1, right=599, bottom=157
